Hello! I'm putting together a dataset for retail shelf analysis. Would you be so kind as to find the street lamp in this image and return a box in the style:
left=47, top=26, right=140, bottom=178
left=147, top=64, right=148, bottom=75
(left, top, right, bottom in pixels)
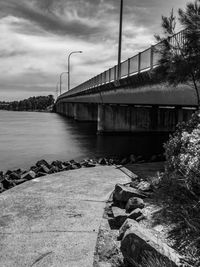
left=117, top=0, right=123, bottom=80
left=68, top=51, right=83, bottom=91
left=60, top=72, right=68, bottom=95
left=55, top=82, right=59, bottom=98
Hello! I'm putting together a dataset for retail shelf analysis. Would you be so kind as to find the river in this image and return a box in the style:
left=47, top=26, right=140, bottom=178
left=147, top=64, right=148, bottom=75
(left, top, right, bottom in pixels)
left=0, top=110, right=169, bottom=171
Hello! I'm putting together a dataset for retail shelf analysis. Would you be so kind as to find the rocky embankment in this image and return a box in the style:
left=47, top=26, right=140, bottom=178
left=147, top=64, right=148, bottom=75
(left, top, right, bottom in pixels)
left=0, top=154, right=164, bottom=194
left=94, top=165, right=189, bottom=267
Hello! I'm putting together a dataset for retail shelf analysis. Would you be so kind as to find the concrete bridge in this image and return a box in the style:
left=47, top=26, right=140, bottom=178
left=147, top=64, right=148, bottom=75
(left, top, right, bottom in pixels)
left=55, top=30, right=197, bottom=134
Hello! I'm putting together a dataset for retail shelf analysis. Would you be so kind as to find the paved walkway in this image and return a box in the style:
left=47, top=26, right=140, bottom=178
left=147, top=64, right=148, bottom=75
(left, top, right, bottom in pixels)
left=0, top=166, right=130, bottom=267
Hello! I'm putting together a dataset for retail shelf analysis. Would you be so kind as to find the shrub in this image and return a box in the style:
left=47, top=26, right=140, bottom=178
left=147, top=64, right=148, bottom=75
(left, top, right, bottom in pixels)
left=164, top=111, right=200, bottom=195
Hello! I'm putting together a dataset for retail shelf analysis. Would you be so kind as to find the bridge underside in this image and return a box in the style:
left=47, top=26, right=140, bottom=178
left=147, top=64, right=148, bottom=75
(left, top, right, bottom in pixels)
left=55, top=72, right=198, bottom=134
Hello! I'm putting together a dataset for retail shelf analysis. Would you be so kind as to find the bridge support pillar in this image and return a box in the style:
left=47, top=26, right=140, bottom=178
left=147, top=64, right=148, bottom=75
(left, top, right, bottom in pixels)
left=97, top=104, right=193, bottom=134
left=74, top=103, right=97, bottom=122
left=97, top=104, right=132, bottom=134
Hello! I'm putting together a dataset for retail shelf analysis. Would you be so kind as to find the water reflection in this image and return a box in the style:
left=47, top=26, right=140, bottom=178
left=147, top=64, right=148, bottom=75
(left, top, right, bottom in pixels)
left=0, top=111, right=169, bottom=171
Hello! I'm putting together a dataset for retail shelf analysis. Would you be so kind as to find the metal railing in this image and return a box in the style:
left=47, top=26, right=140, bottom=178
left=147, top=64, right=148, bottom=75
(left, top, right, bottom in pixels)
left=58, top=29, right=185, bottom=99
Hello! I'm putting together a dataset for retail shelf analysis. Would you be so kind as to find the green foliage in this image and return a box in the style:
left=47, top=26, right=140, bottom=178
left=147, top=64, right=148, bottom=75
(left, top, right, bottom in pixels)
left=155, top=0, right=200, bottom=105
left=0, top=95, right=54, bottom=111
left=164, top=111, right=200, bottom=195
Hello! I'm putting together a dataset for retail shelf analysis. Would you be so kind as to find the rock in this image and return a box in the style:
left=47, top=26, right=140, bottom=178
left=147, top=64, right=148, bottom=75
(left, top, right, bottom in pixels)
left=120, top=219, right=182, bottom=267
left=12, top=179, right=26, bottom=185
left=128, top=208, right=143, bottom=220
left=85, top=162, right=96, bottom=167
left=137, top=181, right=151, bottom=192
left=21, top=170, right=36, bottom=180
left=71, top=164, right=81, bottom=170
left=5, top=170, right=12, bottom=176
left=125, top=197, right=145, bottom=213
left=0, top=182, right=4, bottom=192
left=130, top=180, right=140, bottom=189
left=63, top=161, right=71, bottom=167
left=108, top=158, right=114, bottom=165
left=1, top=179, right=14, bottom=189
left=121, top=158, right=128, bottom=165
left=49, top=166, right=60, bottom=173
left=99, top=158, right=108, bottom=165
left=129, top=154, right=136, bottom=163
left=111, top=206, right=128, bottom=227
left=36, top=172, right=46, bottom=178
left=8, top=171, right=21, bottom=180
left=38, top=164, right=50, bottom=174
left=36, top=159, right=50, bottom=168
left=51, top=160, right=62, bottom=169
left=30, top=166, right=39, bottom=173
left=113, top=184, right=147, bottom=203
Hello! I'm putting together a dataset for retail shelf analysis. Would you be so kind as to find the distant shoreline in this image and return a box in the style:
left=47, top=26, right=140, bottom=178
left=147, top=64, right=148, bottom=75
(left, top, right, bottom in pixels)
left=0, top=109, right=52, bottom=113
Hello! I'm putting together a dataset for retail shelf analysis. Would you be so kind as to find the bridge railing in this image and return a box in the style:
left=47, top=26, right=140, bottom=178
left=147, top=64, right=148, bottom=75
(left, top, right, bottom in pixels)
left=58, top=29, right=185, bottom=99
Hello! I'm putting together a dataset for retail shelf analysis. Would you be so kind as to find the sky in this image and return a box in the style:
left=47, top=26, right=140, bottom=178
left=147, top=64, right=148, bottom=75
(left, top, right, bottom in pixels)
left=0, top=0, right=190, bottom=101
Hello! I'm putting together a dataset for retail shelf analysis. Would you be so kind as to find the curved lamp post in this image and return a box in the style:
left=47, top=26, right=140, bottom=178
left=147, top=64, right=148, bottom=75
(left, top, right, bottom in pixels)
left=68, top=51, right=83, bottom=91
left=59, top=72, right=68, bottom=95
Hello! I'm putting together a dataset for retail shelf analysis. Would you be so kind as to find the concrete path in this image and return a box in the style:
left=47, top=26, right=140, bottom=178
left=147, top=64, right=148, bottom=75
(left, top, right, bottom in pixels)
left=0, top=166, right=130, bottom=267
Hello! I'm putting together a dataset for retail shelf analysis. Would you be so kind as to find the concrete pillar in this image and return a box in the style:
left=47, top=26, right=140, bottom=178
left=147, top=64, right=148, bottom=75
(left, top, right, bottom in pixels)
left=74, top=103, right=98, bottom=122
left=64, top=103, right=74, bottom=118
left=98, top=104, right=131, bottom=134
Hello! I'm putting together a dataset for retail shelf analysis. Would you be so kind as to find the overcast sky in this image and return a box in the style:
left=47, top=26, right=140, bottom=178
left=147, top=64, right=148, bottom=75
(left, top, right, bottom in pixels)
left=0, top=0, right=190, bottom=101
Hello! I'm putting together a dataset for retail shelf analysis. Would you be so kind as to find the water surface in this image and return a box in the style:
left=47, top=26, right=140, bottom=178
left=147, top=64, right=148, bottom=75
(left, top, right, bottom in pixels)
left=0, top=111, right=169, bottom=171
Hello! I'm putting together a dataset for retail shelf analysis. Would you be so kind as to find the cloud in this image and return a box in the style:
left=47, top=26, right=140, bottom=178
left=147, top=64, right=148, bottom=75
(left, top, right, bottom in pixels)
left=0, top=0, right=190, bottom=100
left=0, top=0, right=105, bottom=37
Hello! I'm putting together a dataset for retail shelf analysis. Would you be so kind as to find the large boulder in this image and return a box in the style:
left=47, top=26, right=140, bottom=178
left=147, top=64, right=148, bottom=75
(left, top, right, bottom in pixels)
left=113, top=184, right=146, bottom=203
left=120, top=219, right=183, bottom=267
left=125, top=197, right=145, bottom=213
left=111, top=206, right=128, bottom=228
left=128, top=208, right=143, bottom=221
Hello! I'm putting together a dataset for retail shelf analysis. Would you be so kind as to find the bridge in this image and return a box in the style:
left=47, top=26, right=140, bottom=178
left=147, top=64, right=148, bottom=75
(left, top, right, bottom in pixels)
left=55, top=30, right=197, bottom=134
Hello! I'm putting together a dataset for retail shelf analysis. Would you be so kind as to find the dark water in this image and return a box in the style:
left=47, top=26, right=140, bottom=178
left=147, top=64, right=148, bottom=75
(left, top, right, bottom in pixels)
left=0, top=111, right=169, bottom=171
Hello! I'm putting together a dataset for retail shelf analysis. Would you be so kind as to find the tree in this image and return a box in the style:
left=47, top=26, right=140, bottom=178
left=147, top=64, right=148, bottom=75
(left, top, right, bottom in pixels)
left=155, top=0, right=200, bottom=107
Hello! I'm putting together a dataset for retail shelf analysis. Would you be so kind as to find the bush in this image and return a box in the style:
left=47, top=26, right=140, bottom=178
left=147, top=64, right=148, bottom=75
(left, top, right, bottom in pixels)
left=164, top=111, right=200, bottom=196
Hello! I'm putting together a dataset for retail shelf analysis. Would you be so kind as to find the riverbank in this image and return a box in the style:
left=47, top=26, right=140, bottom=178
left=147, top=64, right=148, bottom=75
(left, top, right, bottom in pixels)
left=0, top=154, right=164, bottom=194
left=1, top=158, right=199, bottom=266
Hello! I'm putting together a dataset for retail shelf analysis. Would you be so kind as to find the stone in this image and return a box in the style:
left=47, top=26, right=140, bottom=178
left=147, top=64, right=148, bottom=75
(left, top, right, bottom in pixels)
left=5, top=170, right=12, bottom=176
left=1, top=179, right=14, bottom=189
left=36, top=172, right=46, bottom=178
left=121, top=158, right=128, bottom=165
left=125, top=197, right=145, bottom=213
left=36, top=159, right=50, bottom=168
left=120, top=219, right=182, bottom=267
left=9, top=172, right=21, bottom=180
left=111, top=206, right=128, bottom=227
left=113, top=184, right=146, bottom=203
left=128, top=208, right=143, bottom=221
left=49, top=166, right=60, bottom=173
left=71, top=164, right=81, bottom=170
left=137, top=181, right=151, bottom=192
left=21, top=170, right=36, bottom=180
left=85, top=162, right=96, bottom=168
left=99, top=158, right=108, bottom=165
left=38, top=164, right=50, bottom=174
left=12, top=179, right=26, bottom=185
